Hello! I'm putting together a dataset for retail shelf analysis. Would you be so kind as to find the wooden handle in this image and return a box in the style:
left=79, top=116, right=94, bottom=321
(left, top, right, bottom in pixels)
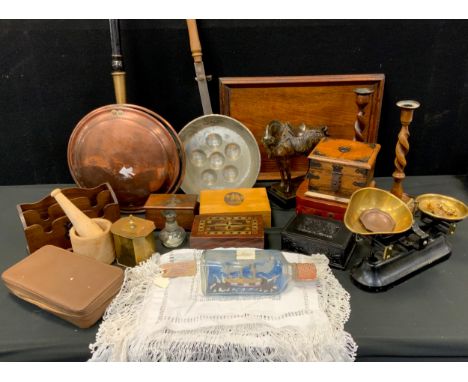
left=51, top=189, right=103, bottom=238
left=112, top=71, right=127, bottom=104
left=186, top=19, right=203, bottom=63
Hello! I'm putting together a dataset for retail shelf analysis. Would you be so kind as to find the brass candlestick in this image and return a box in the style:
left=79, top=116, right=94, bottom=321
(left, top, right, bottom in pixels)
left=390, top=100, right=420, bottom=200
left=353, top=88, right=375, bottom=142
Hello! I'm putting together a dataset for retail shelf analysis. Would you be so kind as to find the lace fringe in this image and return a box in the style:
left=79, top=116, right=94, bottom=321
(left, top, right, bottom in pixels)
left=89, top=251, right=357, bottom=362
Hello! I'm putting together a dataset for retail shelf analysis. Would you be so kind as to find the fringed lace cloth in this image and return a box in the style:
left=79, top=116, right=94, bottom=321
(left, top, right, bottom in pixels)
left=89, top=249, right=357, bottom=361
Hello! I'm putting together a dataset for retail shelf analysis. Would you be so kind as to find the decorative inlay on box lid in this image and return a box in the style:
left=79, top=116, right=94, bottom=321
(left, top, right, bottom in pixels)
left=199, top=188, right=270, bottom=213
left=308, top=138, right=380, bottom=169
left=193, top=215, right=263, bottom=237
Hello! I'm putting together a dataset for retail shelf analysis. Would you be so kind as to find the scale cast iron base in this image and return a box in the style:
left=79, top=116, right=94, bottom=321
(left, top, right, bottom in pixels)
left=351, top=234, right=451, bottom=292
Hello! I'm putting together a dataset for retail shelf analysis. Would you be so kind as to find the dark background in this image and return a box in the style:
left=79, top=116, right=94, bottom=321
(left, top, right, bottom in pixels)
left=0, top=19, right=467, bottom=185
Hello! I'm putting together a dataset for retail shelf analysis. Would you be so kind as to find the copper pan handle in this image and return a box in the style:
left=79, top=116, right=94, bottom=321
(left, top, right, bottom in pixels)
left=109, top=19, right=127, bottom=104
left=186, top=19, right=203, bottom=64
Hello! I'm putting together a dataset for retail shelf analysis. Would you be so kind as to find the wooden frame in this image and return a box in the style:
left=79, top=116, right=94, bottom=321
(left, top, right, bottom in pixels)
left=219, top=74, right=385, bottom=180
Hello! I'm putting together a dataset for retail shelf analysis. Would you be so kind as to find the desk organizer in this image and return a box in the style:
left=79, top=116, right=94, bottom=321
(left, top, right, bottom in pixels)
left=17, top=183, right=120, bottom=253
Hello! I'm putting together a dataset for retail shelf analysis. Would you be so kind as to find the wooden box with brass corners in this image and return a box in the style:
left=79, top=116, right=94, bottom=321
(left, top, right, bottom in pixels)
left=281, top=214, right=355, bottom=270
left=144, top=194, right=199, bottom=231
left=295, top=179, right=347, bottom=221
left=199, top=188, right=271, bottom=228
left=307, top=138, right=380, bottom=199
left=17, top=183, right=120, bottom=254
left=190, top=214, right=264, bottom=249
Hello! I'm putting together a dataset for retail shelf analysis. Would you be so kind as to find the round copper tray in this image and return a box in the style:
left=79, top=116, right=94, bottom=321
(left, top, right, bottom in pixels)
left=127, top=104, right=186, bottom=193
left=68, top=104, right=182, bottom=212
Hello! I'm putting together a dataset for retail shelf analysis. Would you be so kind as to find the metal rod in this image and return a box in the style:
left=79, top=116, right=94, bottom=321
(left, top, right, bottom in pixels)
left=109, top=19, right=124, bottom=71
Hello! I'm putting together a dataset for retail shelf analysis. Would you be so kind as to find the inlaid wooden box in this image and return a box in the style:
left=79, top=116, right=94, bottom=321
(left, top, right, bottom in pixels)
left=144, top=194, right=199, bottom=230
left=307, top=138, right=380, bottom=199
left=199, top=188, right=271, bottom=228
left=296, top=179, right=347, bottom=221
left=219, top=74, right=385, bottom=180
left=190, top=214, right=264, bottom=249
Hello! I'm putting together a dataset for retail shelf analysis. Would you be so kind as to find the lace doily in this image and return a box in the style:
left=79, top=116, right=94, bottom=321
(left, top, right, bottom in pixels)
left=89, top=249, right=357, bottom=361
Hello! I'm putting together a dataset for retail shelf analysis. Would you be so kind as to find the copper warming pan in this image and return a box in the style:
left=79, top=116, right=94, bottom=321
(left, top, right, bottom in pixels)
left=68, top=20, right=184, bottom=212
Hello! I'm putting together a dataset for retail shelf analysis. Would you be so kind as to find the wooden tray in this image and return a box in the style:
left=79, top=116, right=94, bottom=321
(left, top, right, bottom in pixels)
left=219, top=74, right=385, bottom=180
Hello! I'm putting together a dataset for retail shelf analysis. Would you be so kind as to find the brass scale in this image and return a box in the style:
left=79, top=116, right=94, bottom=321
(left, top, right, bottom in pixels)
left=342, top=100, right=467, bottom=291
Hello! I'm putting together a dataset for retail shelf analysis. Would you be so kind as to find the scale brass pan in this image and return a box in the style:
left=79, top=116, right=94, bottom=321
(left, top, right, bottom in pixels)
left=416, top=193, right=468, bottom=222
left=344, top=187, right=414, bottom=235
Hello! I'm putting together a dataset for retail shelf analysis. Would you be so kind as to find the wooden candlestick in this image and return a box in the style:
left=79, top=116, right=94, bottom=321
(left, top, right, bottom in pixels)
left=390, top=100, right=420, bottom=199
left=353, top=88, right=374, bottom=142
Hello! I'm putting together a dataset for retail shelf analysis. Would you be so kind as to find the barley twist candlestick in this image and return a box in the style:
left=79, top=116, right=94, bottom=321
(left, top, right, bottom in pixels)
left=390, top=100, right=420, bottom=200
left=353, top=88, right=375, bottom=142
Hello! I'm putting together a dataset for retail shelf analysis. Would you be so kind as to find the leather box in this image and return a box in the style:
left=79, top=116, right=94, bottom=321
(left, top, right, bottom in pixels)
left=199, top=188, right=271, bottom=228
left=1, top=245, right=124, bottom=328
left=307, top=137, right=380, bottom=198
left=144, top=194, right=199, bottom=230
left=296, top=179, right=347, bottom=221
left=281, top=214, right=355, bottom=270
left=190, top=214, right=264, bottom=249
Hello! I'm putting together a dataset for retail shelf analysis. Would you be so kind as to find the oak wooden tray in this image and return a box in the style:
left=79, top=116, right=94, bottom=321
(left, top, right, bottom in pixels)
left=219, top=74, right=385, bottom=180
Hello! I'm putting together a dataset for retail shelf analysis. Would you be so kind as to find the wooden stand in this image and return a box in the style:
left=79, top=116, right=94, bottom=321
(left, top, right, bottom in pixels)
left=390, top=100, right=420, bottom=200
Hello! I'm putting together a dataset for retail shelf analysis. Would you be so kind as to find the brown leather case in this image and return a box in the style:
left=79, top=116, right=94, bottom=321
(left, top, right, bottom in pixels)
left=1, top=245, right=124, bottom=328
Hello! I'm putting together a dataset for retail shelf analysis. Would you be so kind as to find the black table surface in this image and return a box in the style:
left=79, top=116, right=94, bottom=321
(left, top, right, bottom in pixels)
left=1, top=176, right=467, bottom=361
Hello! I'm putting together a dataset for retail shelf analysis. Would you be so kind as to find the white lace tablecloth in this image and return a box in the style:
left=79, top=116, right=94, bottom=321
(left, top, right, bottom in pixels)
left=89, top=249, right=357, bottom=361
